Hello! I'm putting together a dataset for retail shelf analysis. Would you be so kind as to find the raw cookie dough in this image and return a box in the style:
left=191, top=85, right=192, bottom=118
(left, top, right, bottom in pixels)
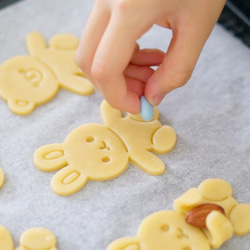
left=108, top=210, right=210, bottom=250
left=174, top=178, right=250, bottom=248
left=108, top=179, right=250, bottom=250
left=0, top=226, right=57, bottom=250
left=0, top=32, right=94, bottom=115
left=34, top=100, right=176, bottom=196
left=0, top=168, right=5, bottom=189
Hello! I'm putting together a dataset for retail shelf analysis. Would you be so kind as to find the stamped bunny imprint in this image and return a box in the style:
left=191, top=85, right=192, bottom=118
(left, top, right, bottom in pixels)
left=34, top=100, right=176, bottom=196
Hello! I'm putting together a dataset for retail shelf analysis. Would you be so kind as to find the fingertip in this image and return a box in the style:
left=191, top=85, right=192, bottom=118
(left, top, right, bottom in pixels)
left=105, top=90, right=141, bottom=114
left=149, top=94, right=165, bottom=106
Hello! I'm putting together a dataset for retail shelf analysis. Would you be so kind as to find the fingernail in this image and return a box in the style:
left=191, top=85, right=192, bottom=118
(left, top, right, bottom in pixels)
left=152, top=94, right=165, bottom=106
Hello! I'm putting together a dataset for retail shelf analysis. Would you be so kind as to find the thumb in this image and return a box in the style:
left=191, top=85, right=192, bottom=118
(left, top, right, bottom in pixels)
left=145, top=27, right=209, bottom=106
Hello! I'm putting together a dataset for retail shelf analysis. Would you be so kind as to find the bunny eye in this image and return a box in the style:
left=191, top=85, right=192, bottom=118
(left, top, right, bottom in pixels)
left=102, top=156, right=110, bottom=163
left=86, top=137, right=94, bottom=143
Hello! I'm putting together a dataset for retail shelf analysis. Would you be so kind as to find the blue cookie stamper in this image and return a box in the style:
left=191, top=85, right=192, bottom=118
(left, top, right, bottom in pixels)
left=140, top=95, right=154, bottom=122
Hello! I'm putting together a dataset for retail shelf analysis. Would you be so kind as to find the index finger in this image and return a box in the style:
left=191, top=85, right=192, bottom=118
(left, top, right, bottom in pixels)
left=91, top=7, right=154, bottom=113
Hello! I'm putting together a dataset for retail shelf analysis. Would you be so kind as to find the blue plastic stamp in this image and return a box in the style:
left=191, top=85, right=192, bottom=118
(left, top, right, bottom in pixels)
left=140, top=95, right=154, bottom=121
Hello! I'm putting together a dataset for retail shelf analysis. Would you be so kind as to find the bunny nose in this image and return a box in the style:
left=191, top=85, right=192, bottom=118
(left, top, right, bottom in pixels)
left=100, top=141, right=110, bottom=150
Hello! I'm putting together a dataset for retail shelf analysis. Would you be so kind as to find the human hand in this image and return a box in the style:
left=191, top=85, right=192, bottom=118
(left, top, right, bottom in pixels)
left=76, top=0, right=226, bottom=114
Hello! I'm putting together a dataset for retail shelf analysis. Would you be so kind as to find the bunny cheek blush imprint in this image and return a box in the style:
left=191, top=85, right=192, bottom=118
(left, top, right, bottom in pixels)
left=34, top=100, right=177, bottom=196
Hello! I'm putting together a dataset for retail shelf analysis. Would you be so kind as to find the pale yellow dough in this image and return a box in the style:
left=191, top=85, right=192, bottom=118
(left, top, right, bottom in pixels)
left=108, top=179, right=250, bottom=250
left=174, top=178, right=250, bottom=248
left=0, top=226, right=57, bottom=250
left=0, top=32, right=94, bottom=115
left=34, top=100, right=176, bottom=196
left=108, top=211, right=210, bottom=250
left=0, top=168, right=5, bottom=189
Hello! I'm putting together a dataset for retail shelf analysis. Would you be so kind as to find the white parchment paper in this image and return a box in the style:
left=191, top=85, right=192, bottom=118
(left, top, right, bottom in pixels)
left=0, top=0, right=250, bottom=249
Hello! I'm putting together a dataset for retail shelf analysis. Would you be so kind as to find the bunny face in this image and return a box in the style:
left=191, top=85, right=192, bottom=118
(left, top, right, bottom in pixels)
left=34, top=123, right=129, bottom=196
left=0, top=56, right=58, bottom=115
left=107, top=211, right=210, bottom=250
left=64, top=124, right=129, bottom=180
left=139, top=211, right=210, bottom=250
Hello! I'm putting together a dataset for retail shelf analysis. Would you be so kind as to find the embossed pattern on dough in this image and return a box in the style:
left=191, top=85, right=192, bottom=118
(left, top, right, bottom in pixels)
left=34, top=100, right=177, bottom=196
left=0, top=32, right=94, bottom=115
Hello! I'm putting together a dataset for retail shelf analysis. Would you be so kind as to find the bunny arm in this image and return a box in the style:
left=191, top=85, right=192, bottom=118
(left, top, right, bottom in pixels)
left=0, top=225, right=14, bottom=250
left=26, top=32, right=47, bottom=56
left=107, top=237, right=140, bottom=250
left=100, top=100, right=122, bottom=126
left=49, top=34, right=79, bottom=50
left=34, top=143, right=68, bottom=172
left=229, top=203, right=250, bottom=235
left=59, top=74, right=94, bottom=95
left=51, top=165, right=88, bottom=196
left=205, top=211, right=233, bottom=248
left=151, top=125, right=177, bottom=154
left=129, top=149, right=165, bottom=175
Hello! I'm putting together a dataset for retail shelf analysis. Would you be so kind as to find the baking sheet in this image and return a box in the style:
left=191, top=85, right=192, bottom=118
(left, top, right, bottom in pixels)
left=0, top=0, right=250, bottom=249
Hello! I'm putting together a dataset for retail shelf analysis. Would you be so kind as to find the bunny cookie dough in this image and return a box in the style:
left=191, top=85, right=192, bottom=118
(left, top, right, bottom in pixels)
left=174, top=178, right=250, bottom=248
left=34, top=100, right=176, bottom=196
left=0, top=168, right=5, bottom=189
left=107, top=179, right=250, bottom=250
left=0, top=32, right=94, bottom=115
left=108, top=210, right=210, bottom=250
left=0, top=226, right=57, bottom=250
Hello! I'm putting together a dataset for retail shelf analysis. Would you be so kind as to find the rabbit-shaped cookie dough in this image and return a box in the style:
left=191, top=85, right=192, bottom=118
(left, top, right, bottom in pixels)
left=34, top=100, right=176, bottom=196
left=174, top=178, right=250, bottom=248
left=0, top=226, right=57, bottom=250
left=108, top=210, right=210, bottom=250
left=0, top=32, right=94, bottom=115
left=108, top=179, right=250, bottom=250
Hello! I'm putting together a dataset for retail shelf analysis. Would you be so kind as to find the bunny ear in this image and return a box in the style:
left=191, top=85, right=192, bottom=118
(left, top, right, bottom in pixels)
left=34, top=143, right=67, bottom=172
left=8, top=98, right=35, bottom=115
left=107, top=237, right=140, bottom=250
left=51, top=165, right=88, bottom=196
left=0, top=225, right=14, bottom=250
